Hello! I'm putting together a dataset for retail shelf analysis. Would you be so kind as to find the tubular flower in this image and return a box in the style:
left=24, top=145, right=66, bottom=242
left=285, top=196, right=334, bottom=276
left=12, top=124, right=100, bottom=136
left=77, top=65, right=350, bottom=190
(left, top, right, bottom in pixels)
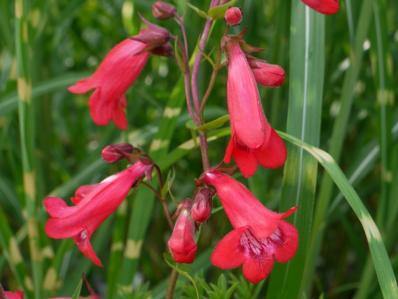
left=3, top=291, right=24, bottom=299
left=224, top=38, right=286, bottom=178
left=301, top=0, right=339, bottom=15
left=248, top=58, right=285, bottom=87
left=168, top=202, right=197, bottom=263
left=44, top=160, right=153, bottom=266
left=201, top=170, right=298, bottom=284
left=68, top=23, right=170, bottom=130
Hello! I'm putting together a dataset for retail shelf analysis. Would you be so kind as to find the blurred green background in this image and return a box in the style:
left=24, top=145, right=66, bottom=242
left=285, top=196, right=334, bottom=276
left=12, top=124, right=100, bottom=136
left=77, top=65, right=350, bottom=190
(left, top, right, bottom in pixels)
left=1, top=0, right=398, bottom=298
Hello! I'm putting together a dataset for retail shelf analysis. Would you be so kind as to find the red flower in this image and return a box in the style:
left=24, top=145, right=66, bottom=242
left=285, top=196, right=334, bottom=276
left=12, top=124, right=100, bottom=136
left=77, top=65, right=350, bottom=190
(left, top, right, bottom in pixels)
left=3, top=291, right=24, bottom=299
left=168, top=202, right=197, bottom=263
left=224, top=38, right=286, bottom=177
left=44, top=160, right=153, bottom=266
left=301, top=0, right=339, bottom=15
left=248, top=58, right=285, bottom=87
left=201, top=170, right=298, bottom=284
left=68, top=23, right=170, bottom=130
left=224, top=7, right=242, bottom=26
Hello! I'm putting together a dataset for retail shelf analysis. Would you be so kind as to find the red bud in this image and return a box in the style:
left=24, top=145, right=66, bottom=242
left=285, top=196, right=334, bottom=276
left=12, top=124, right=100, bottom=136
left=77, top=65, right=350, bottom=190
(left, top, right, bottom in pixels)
left=248, top=58, right=285, bottom=87
left=132, top=17, right=171, bottom=50
left=168, top=208, right=197, bottom=263
left=225, top=7, right=242, bottom=26
left=152, top=1, right=176, bottom=20
left=101, top=143, right=134, bottom=163
left=191, top=187, right=214, bottom=223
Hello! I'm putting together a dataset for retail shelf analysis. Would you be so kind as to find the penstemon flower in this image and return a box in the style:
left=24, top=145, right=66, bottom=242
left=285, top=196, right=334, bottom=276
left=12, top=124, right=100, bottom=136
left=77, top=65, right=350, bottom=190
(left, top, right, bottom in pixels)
left=200, top=170, right=298, bottom=284
left=68, top=21, right=170, bottom=130
left=3, top=291, right=24, bottom=299
left=44, top=159, right=153, bottom=266
left=301, top=0, right=339, bottom=15
left=223, top=36, right=287, bottom=178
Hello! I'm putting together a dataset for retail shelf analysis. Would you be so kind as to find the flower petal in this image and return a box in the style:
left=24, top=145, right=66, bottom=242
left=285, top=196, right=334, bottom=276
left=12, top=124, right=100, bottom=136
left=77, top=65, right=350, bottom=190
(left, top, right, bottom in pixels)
left=223, top=136, right=235, bottom=164
left=233, top=145, right=258, bottom=178
left=68, top=77, right=94, bottom=94
left=88, top=88, right=112, bottom=126
left=301, top=0, right=339, bottom=15
left=74, top=233, right=103, bottom=267
left=255, top=128, right=286, bottom=168
left=242, top=256, right=274, bottom=284
left=274, top=222, right=299, bottom=263
left=112, top=95, right=128, bottom=130
left=211, top=227, right=246, bottom=269
left=43, top=197, right=76, bottom=218
left=71, top=184, right=97, bottom=205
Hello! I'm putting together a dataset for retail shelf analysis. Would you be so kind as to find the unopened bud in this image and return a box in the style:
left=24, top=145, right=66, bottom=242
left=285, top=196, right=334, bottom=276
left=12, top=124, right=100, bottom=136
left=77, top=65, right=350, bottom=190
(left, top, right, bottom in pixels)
left=101, top=143, right=134, bottom=163
left=225, top=7, right=242, bottom=26
left=133, top=17, right=171, bottom=50
left=168, top=208, right=197, bottom=263
left=150, top=43, right=173, bottom=57
left=191, top=188, right=214, bottom=223
left=248, top=58, right=285, bottom=87
left=152, top=1, right=176, bottom=20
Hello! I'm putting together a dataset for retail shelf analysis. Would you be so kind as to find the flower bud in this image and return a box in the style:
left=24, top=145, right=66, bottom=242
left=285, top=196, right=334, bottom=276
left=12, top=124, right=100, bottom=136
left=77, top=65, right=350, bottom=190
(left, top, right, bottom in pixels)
left=168, top=208, right=197, bottom=263
left=191, top=187, right=214, bottom=223
left=133, top=17, right=171, bottom=50
left=101, top=143, right=135, bottom=163
left=150, top=43, right=173, bottom=57
left=152, top=1, right=176, bottom=20
left=248, top=58, right=285, bottom=87
left=225, top=7, right=242, bottom=26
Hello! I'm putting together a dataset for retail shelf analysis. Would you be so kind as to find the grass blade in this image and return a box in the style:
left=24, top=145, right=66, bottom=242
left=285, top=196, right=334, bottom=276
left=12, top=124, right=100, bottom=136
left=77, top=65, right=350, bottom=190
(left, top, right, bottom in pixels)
left=305, top=0, right=373, bottom=294
left=279, top=131, right=398, bottom=299
left=266, top=2, right=325, bottom=298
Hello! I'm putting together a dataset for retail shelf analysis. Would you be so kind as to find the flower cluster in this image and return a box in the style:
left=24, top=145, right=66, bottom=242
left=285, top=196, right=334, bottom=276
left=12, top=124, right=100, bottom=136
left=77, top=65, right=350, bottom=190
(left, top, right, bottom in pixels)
left=39, top=0, right=341, bottom=293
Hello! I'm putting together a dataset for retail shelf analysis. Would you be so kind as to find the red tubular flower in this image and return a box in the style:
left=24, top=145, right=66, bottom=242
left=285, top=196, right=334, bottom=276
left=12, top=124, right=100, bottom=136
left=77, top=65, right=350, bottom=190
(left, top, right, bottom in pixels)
left=44, top=160, right=153, bottom=266
left=225, top=7, right=242, bottom=26
left=168, top=203, right=197, bottom=263
left=301, top=0, right=339, bottom=15
left=4, top=291, right=24, bottom=299
left=248, top=58, right=285, bottom=87
left=224, top=38, right=287, bottom=178
left=201, top=170, right=298, bottom=284
left=68, top=23, right=170, bottom=130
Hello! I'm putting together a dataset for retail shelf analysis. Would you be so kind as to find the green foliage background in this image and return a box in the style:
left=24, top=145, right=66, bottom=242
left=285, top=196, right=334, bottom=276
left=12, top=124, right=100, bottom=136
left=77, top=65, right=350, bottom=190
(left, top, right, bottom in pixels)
left=0, top=0, right=397, bottom=298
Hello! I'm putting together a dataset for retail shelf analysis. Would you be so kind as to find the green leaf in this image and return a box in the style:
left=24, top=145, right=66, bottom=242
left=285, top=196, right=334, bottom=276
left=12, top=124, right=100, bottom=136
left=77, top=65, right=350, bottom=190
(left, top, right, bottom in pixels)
left=0, top=72, right=88, bottom=117
left=207, top=0, right=238, bottom=19
left=279, top=131, right=398, bottom=299
left=164, top=254, right=200, bottom=299
left=187, top=3, right=208, bottom=19
left=197, top=115, right=230, bottom=132
left=71, top=278, right=83, bottom=299
left=266, top=3, right=325, bottom=298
